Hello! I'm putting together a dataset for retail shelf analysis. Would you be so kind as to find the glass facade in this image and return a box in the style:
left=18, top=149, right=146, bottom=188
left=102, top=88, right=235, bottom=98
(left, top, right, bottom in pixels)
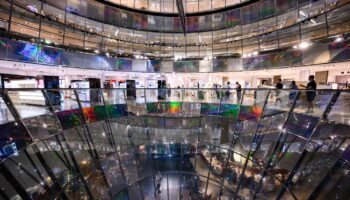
left=0, top=0, right=349, bottom=67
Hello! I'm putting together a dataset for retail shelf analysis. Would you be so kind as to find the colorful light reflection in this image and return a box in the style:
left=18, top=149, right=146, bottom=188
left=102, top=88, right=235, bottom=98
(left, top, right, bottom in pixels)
left=238, top=105, right=263, bottom=120
left=56, top=109, right=84, bottom=129
left=167, top=102, right=181, bottom=113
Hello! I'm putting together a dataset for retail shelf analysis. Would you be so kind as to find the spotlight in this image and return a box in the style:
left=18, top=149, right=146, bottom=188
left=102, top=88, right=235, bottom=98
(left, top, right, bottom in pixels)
left=293, top=45, right=298, bottom=49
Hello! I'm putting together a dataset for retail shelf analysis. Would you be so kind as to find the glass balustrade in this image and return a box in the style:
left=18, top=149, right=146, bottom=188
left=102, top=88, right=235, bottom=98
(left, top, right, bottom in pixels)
left=0, top=88, right=349, bottom=199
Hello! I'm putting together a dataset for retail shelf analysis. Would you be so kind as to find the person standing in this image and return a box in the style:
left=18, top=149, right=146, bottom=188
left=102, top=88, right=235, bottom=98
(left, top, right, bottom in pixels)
left=225, top=81, right=231, bottom=101
left=214, top=84, right=220, bottom=100
left=255, top=80, right=266, bottom=105
left=301, top=75, right=317, bottom=113
left=235, top=82, right=242, bottom=103
left=155, top=171, right=162, bottom=193
left=275, top=79, right=283, bottom=103
left=289, top=81, right=299, bottom=104
left=167, top=84, right=171, bottom=98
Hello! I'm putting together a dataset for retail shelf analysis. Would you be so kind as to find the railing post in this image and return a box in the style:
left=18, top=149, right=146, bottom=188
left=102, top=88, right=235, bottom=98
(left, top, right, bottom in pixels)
left=252, top=91, right=301, bottom=200
left=218, top=89, right=246, bottom=196
left=0, top=164, right=31, bottom=199
left=1, top=90, right=34, bottom=141
left=73, top=89, right=98, bottom=159
left=275, top=90, right=342, bottom=199
left=234, top=90, right=270, bottom=200
left=59, top=133, right=94, bottom=200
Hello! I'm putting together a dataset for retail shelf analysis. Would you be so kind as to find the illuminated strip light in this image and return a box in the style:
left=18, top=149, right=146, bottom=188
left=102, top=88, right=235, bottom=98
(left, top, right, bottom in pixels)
left=310, top=19, right=317, bottom=24
left=300, top=11, right=317, bottom=24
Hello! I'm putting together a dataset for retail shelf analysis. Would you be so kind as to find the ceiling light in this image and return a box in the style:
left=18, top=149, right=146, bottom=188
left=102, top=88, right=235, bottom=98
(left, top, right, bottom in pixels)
left=242, top=54, right=247, bottom=58
left=299, top=11, right=307, bottom=17
left=253, top=51, right=258, bottom=56
left=299, top=41, right=311, bottom=50
left=293, top=45, right=298, bottom=49
left=94, top=50, right=99, bottom=54
left=335, top=37, right=344, bottom=43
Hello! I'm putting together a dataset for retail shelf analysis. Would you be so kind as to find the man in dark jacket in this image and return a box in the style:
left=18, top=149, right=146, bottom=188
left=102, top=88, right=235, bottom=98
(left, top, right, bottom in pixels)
left=275, top=79, right=283, bottom=103
left=235, top=82, right=242, bottom=103
left=301, top=75, right=317, bottom=113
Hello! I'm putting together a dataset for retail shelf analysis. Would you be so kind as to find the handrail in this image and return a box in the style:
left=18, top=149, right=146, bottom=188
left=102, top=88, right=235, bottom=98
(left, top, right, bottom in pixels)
left=5, top=0, right=348, bottom=43
left=0, top=88, right=348, bottom=91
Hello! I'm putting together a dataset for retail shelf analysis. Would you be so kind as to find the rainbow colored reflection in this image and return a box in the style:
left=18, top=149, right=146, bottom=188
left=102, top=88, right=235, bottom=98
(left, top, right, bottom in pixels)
left=201, top=103, right=220, bottom=115
left=238, top=105, right=263, bottom=121
left=167, top=102, right=182, bottom=113
left=147, top=102, right=165, bottom=113
left=226, top=9, right=240, bottom=27
left=82, top=105, right=109, bottom=123
left=18, top=43, right=38, bottom=62
left=201, top=103, right=262, bottom=120
left=147, top=102, right=182, bottom=114
left=106, top=104, right=128, bottom=118
left=82, top=107, right=96, bottom=123
left=220, top=104, right=240, bottom=118
left=56, top=109, right=84, bottom=129
left=57, top=105, right=127, bottom=129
